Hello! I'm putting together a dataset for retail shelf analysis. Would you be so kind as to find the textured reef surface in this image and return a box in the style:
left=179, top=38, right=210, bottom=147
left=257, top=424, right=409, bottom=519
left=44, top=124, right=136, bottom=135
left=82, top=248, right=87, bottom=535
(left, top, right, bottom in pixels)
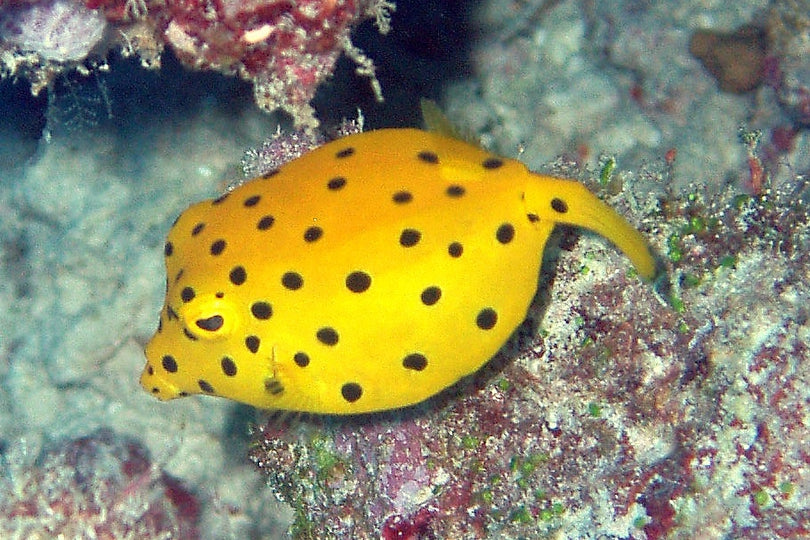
left=1, top=0, right=809, bottom=539
left=0, top=429, right=201, bottom=538
left=247, top=1, right=810, bottom=537
left=0, top=0, right=394, bottom=127
left=249, top=161, right=810, bottom=538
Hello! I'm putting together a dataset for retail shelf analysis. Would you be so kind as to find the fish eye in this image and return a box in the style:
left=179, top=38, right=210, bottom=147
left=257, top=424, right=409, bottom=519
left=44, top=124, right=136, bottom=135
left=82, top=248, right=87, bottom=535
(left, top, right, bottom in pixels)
left=195, top=315, right=224, bottom=332
left=179, top=293, right=240, bottom=340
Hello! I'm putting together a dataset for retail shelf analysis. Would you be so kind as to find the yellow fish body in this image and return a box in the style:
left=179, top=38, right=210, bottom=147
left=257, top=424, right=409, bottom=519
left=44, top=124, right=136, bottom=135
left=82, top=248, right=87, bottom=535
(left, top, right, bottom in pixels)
left=140, top=128, right=655, bottom=414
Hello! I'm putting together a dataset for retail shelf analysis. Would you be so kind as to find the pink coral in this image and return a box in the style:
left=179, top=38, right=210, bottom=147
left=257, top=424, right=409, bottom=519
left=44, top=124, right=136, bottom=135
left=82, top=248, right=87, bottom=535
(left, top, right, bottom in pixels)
left=152, top=0, right=393, bottom=127
left=241, top=115, right=364, bottom=179
left=0, top=0, right=393, bottom=127
left=0, top=0, right=105, bottom=61
left=0, top=429, right=200, bottom=538
left=249, top=168, right=810, bottom=538
left=0, top=0, right=108, bottom=92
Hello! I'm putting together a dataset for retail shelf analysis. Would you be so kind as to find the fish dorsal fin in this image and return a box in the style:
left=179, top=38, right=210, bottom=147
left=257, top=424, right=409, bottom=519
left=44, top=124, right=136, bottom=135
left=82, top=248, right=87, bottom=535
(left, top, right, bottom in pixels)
left=420, top=98, right=481, bottom=147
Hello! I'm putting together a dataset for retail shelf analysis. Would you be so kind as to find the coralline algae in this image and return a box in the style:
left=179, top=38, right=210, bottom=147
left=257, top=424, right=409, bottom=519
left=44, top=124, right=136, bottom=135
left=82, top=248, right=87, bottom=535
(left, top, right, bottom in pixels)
left=0, top=0, right=106, bottom=62
left=0, top=429, right=200, bottom=538
left=249, top=162, right=810, bottom=538
left=0, top=0, right=394, bottom=127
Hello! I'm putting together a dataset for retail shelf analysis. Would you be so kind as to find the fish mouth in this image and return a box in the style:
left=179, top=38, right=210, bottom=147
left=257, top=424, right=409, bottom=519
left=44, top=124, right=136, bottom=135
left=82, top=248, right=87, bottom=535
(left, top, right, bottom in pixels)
left=139, top=349, right=184, bottom=401
left=141, top=313, right=185, bottom=401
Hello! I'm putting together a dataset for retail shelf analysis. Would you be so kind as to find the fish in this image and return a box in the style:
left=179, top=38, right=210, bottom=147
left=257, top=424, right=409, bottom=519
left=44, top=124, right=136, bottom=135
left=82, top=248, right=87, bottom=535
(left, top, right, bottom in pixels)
left=140, top=127, right=656, bottom=414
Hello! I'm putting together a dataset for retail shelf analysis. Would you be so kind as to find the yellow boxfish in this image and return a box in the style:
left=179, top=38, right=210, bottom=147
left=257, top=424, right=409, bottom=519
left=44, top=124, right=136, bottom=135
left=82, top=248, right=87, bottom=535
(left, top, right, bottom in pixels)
left=140, top=128, right=656, bottom=414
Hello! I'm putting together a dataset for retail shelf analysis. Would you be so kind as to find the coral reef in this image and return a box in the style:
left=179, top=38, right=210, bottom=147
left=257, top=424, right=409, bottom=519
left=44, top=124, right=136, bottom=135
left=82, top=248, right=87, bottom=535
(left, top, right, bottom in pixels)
left=241, top=114, right=364, bottom=180
left=249, top=149, right=809, bottom=537
left=2, top=1, right=808, bottom=538
left=0, top=0, right=106, bottom=62
left=0, top=0, right=108, bottom=93
left=445, top=0, right=788, bottom=195
left=0, top=429, right=200, bottom=538
left=0, top=0, right=394, bottom=127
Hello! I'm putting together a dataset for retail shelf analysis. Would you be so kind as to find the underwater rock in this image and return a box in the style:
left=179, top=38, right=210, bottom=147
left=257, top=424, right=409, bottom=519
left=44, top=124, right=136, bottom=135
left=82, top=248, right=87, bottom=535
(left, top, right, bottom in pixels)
left=689, top=25, right=769, bottom=94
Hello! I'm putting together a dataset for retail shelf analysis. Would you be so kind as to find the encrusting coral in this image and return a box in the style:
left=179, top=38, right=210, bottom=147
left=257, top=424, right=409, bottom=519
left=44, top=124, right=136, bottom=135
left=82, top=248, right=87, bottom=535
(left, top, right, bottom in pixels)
left=0, top=0, right=395, bottom=128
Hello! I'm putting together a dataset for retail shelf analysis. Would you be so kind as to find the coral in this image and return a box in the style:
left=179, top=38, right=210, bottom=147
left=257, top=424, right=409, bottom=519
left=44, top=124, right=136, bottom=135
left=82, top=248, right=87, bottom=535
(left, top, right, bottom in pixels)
left=0, top=0, right=394, bottom=127
left=152, top=0, right=393, bottom=128
left=0, top=429, right=200, bottom=538
left=241, top=114, right=364, bottom=180
left=248, top=158, right=810, bottom=538
left=0, top=0, right=106, bottom=62
left=0, top=0, right=108, bottom=93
